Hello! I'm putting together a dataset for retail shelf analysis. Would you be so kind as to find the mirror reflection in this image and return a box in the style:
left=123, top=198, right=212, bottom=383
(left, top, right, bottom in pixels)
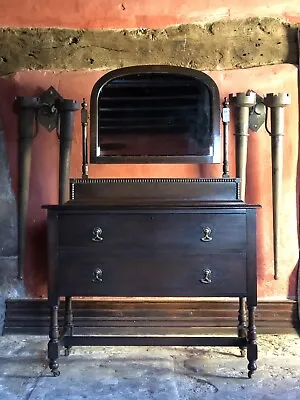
left=96, top=72, right=215, bottom=158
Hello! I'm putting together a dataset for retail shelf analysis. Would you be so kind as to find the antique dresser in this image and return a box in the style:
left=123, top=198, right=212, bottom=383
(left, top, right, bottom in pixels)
left=44, top=66, right=259, bottom=378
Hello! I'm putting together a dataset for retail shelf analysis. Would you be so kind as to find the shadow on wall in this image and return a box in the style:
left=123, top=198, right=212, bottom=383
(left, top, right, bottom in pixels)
left=0, top=115, right=24, bottom=332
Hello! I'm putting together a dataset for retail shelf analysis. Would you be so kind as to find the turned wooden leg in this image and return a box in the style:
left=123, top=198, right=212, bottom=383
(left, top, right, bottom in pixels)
left=48, top=304, right=60, bottom=376
left=247, top=305, right=258, bottom=378
left=63, top=296, right=73, bottom=356
left=238, top=297, right=247, bottom=357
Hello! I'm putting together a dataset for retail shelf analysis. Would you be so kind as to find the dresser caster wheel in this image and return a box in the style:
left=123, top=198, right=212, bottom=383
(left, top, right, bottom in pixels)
left=52, top=369, right=60, bottom=377
left=49, top=360, right=60, bottom=377
left=64, top=347, right=70, bottom=356
left=247, top=360, right=257, bottom=379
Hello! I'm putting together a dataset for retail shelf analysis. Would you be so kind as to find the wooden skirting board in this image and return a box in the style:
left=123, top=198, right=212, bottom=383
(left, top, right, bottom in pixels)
left=3, top=299, right=299, bottom=336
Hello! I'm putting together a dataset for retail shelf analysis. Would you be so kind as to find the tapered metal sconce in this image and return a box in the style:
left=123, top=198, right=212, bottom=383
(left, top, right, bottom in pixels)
left=264, top=93, right=291, bottom=280
left=58, top=99, right=80, bottom=204
left=230, top=89, right=290, bottom=280
left=229, top=90, right=267, bottom=345
left=15, top=96, right=40, bottom=280
left=15, top=87, right=79, bottom=280
left=229, top=91, right=257, bottom=200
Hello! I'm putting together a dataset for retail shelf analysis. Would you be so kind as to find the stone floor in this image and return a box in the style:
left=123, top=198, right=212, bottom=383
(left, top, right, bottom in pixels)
left=0, top=334, right=299, bottom=400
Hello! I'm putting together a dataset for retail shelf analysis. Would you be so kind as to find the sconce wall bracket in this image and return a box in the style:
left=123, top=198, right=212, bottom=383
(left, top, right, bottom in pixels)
left=248, top=93, right=266, bottom=132
left=38, top=86, right=63, bottom=132
left=14, top=87, right=79, bottom=280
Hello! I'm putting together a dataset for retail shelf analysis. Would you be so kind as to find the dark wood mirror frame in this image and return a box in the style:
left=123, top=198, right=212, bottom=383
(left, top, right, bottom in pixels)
left=89, top=65, right=221, bottom=164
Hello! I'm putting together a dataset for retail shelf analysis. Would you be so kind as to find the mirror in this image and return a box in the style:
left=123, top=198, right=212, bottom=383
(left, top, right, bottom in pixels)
left=90, top=66, right=220, bottom=164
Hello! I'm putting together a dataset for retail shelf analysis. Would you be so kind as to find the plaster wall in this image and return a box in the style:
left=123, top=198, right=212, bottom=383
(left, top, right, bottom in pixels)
left=0, top=0, right=299, bottom=28
left=0, top=117, right=24, bottom=329
left=0, top=63, right=298, bottom=299
left=0, top=0, right=299, bottom=301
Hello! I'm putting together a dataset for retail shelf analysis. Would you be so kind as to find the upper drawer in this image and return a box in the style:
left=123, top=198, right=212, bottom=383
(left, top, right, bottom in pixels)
left=57, top=212, right=246, bottom=252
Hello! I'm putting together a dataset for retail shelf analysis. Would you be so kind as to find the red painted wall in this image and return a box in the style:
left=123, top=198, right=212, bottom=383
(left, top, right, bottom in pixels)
left=0, top=64, right=298, bottom=299
left=0, top=0, right=299, bottom=299
left=0, top=0, right=299, bottom=28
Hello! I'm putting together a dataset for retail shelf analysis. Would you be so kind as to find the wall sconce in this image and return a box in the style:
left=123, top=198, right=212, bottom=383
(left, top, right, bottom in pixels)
left=230, top=90, right=290, bottom=280
left=264, top=93, right=291, bottom=280
left=14, top=87, right=79, bottom=280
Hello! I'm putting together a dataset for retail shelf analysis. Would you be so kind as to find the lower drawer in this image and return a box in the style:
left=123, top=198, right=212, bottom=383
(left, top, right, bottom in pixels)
left=55, top=252, right=247, bottom=297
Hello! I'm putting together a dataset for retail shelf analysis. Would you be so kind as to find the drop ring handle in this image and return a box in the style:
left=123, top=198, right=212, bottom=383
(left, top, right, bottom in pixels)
left=92, top=227, right=103, bottom=242
left=201, top=227, right=213, bottom=242
left=92, top=268, right=103, bottom=283
left=200, top=269, right=212, bottom=284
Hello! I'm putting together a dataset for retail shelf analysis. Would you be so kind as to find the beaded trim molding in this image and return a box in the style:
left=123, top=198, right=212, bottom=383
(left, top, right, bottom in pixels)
left=70, top=178, right=241, bottom=200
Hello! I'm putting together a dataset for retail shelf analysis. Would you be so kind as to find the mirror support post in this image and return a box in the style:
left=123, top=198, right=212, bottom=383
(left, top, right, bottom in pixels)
left=81, top=99, right=89, bottom=179
left=222, top=97, right=230, bottom=178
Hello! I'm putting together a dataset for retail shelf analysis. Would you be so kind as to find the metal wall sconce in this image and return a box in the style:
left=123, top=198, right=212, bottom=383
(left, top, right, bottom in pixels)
left=264, top=93, right=291, bottom=280
left=230, top=90, right=290, bottom=280
left=229, top=91, right=257, bottom=201
left=14, top=84, right=290, bottom=282
left=14, top=87, right=79, bottom=280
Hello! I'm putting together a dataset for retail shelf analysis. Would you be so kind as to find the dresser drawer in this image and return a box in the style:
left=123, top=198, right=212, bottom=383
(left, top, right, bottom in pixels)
left=57, top=212, right=246, bottom=253
left=56, top=251, right=247, bottom=297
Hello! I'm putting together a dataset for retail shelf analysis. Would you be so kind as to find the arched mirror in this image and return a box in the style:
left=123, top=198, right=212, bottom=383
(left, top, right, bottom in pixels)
left=90, top=65, right=220, bottom=163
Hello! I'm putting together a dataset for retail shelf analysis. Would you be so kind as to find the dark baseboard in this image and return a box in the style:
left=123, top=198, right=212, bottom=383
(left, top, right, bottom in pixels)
left=3, top=298, right=300, bottom=336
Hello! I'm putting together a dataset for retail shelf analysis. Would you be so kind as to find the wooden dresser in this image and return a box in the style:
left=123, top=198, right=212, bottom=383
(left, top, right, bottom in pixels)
left=44, top=178, right=259, bottom=378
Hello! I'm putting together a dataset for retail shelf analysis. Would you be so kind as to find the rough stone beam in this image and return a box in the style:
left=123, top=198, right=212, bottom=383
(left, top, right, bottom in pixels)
left=0, top=17, right=298, bottom=75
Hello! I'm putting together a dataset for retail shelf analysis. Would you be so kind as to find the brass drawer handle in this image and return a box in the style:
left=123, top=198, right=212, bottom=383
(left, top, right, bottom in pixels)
left=200, top=269, right=212, bottom=284
left=92, top=227, right=103, bottom=242
left=92, top=268, right=103, bottom=283
left=201, top=227, right=213, bottom=242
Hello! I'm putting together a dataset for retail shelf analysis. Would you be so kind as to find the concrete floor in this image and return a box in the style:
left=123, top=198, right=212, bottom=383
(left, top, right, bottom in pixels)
left=0, top=334, right=299, bottom=400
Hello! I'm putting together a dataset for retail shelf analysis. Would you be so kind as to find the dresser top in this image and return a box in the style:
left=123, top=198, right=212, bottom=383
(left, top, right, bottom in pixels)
left=43, top=200, right=260, bottom=211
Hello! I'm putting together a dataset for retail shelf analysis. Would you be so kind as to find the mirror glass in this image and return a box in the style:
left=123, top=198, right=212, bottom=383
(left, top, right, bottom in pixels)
left=90, top=68, right=220, bottom=163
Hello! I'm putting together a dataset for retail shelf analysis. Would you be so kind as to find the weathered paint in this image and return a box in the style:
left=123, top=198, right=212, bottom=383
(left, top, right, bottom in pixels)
left=0, top=0, right=299, bottom=300
left=0, top=64, right=298, bottom=299
left=0, top=0, right=299, bottom=29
